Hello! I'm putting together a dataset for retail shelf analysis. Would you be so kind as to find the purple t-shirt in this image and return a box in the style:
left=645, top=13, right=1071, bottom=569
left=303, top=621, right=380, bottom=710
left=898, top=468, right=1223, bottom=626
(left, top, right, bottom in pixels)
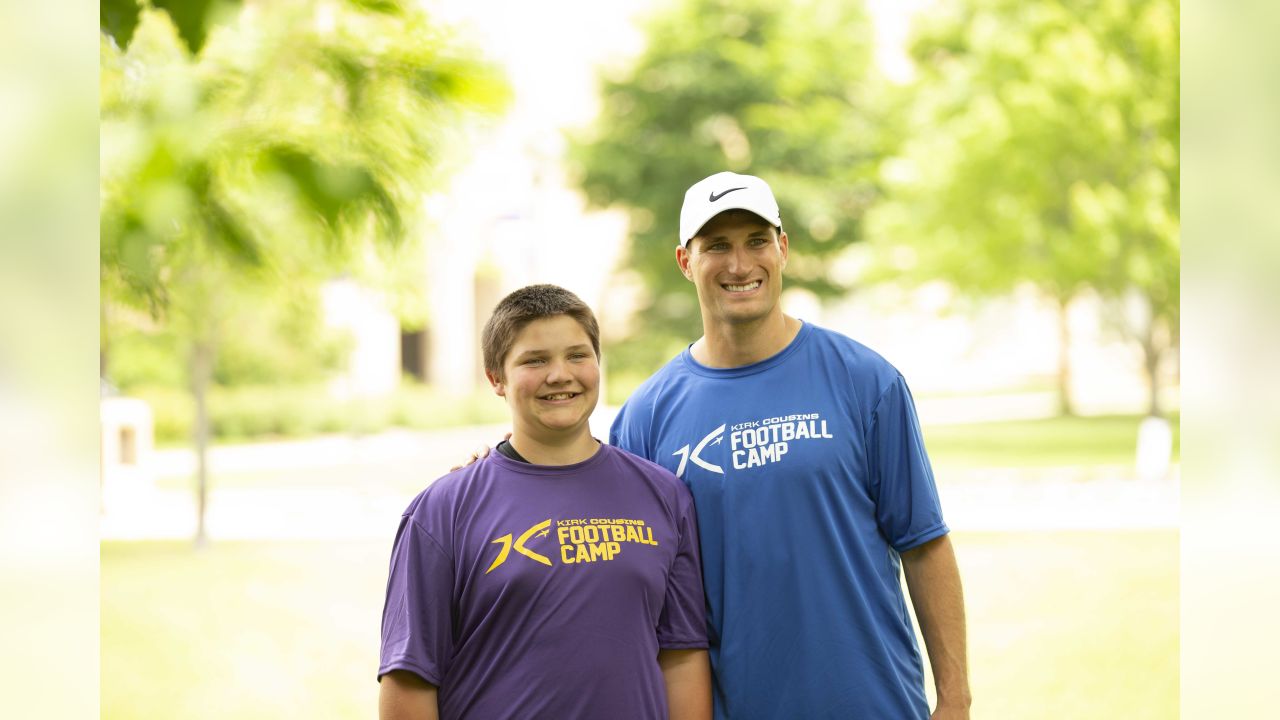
left=379, top=443, right=708, bottom=720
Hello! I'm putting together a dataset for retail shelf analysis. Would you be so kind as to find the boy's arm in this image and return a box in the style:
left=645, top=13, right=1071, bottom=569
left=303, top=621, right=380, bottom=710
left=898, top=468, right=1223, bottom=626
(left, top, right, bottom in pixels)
left=659, top=648, right=712, bottom=720
left=379, top=670, right=439, bottom=720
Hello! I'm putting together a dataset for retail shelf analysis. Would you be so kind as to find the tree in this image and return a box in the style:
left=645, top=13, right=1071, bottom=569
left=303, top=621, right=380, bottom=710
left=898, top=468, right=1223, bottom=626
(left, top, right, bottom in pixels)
left=570, top=0, right=885, bottom=375
left=100, top=1, right=507, bottom=545
left=871, top=0, right=1178, bottom=416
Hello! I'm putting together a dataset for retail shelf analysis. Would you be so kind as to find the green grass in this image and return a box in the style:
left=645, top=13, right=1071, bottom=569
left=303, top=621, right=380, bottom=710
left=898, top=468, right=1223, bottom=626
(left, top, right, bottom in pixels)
left=923, top=414, right=1181, bottom=468
left=101, top=540, right=389, bottom=720
left=948, top=530, right=1178, bottom=718
left=102, top=530, right=1177, bottom=719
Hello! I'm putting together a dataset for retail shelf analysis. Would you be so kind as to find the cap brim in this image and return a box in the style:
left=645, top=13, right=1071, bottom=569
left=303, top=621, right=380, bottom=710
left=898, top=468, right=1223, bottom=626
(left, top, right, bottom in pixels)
left=682, top=205, right=780, bottom=246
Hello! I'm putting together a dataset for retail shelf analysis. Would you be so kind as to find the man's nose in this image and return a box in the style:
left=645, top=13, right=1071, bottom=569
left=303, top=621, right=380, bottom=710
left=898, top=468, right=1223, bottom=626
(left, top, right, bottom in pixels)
left=727, top=245, right=751, bottom=275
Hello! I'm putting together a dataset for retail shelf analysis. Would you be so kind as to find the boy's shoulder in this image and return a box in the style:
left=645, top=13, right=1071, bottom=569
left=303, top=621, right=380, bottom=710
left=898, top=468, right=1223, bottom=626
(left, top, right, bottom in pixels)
left=401, top=457, right=494, bottom=519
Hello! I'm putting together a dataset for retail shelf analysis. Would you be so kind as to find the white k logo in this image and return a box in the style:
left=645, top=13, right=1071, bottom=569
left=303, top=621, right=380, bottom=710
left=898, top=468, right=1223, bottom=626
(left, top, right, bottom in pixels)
left=672, top=424, right=726, bottom=477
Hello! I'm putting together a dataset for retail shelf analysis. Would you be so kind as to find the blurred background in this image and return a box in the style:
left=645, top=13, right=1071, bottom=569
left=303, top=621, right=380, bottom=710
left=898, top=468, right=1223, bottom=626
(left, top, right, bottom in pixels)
left=92, top=0, right=1181, bottom=717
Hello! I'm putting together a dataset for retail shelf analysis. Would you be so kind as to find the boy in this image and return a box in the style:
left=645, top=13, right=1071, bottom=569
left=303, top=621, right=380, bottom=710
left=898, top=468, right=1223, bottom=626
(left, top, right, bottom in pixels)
left=379, top=284, right=711, bottom=720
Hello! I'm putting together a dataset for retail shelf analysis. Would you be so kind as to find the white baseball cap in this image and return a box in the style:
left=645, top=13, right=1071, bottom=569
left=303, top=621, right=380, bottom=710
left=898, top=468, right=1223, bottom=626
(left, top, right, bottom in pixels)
left=678, top=171, right=782, bottom=247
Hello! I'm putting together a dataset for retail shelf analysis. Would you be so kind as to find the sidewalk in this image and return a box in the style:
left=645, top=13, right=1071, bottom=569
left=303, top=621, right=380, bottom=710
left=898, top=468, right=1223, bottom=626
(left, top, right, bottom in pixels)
left=101, top=467, right=1180, bottom=541
left=101, top=407, right=1179, bottom=541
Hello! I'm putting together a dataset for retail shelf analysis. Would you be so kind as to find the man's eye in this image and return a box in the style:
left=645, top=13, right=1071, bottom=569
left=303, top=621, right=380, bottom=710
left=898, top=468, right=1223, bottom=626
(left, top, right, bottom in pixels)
left=523, top=358, right=545, bottom=366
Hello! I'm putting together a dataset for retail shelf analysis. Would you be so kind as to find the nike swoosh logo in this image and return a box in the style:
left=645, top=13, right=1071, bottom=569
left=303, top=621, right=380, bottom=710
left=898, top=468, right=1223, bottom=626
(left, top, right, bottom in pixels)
left=709, top=187, right=747, bottom=202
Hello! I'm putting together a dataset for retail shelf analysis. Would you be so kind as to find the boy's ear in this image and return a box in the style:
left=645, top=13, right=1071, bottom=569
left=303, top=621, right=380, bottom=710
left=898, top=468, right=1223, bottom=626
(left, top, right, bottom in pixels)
left=484, top=369, right=506, bottom=397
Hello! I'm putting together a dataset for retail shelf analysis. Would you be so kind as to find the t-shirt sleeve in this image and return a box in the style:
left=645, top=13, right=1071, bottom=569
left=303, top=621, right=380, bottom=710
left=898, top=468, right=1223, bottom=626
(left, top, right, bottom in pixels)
left=378, top=513, right=454, bottom=685
left=867, top=374, right=949, bottom=552
left=609, top=399, right=650, bottom=459
left=656, top=487, right=709, bottom=649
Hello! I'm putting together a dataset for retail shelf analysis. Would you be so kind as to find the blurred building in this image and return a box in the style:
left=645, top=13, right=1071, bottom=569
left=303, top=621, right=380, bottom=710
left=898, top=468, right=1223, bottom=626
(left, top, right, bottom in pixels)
left=100, top=383, right=155, bottom=511
left=322, top=279, right=402, bottom=398
left=323, top=0, right=643, bottom=398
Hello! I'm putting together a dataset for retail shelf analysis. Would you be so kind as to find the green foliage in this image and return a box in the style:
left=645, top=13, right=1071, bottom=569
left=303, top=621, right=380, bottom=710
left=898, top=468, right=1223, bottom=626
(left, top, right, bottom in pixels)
left=209, top=290, right=351, bottom=387
left=101, top=1, right=415, bottom=55
left=571, top=0, right=885, bottom=373
left=106, top=289, right=350, bottom=391
left=137, top=383, right=508, bottom=445
left=871, top=0, right=1178, bottom=330
left=102, top=0, right=244, bottom=55
left=101, top=3, right=508, bottom=315
left=100, top=0, right=145, bottom=50
left=100, top=1, right=509, bottom=428
left=106, top=328, right=188, bottom=390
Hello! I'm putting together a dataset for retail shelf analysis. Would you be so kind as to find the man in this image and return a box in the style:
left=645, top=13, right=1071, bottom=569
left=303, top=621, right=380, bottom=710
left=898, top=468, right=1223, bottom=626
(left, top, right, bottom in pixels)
left=610, top=172, right=971, bottom=719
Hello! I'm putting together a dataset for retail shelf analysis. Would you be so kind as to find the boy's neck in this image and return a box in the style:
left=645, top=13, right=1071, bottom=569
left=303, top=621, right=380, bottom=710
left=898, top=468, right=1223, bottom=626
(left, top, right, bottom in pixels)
left=508, top=428, right=600, bottom=466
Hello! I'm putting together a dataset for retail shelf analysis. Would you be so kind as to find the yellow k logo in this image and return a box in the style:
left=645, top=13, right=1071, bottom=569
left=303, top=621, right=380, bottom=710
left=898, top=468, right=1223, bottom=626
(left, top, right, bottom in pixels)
left=485, top=519, right=553, bottom=574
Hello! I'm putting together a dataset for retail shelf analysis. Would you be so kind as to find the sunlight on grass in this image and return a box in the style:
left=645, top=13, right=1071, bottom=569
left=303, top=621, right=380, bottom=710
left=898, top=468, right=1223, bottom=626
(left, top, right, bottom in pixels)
left=951, top=531, right=1178, bottom=718
left=924, top=414, right=1181, bottom=468
left=101, top=541, right=388, bottom=719
left=103, top=530, right=1177, bottom=719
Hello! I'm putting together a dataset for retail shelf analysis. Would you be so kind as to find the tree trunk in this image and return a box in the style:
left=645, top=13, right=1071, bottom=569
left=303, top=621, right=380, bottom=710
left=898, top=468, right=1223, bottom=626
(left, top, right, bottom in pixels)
left=1144, top=333, right=1162, bottom=418
left=100, top=301, right=109, bottom=380
left=191, top=339, right=214, bottom=549
left=1056, top=296, right=1075, bottom=417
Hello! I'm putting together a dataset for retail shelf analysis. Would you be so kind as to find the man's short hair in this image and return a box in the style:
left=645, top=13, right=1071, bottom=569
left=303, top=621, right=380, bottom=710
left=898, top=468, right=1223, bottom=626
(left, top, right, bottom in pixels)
left=481, top=284, right=601, bottom=380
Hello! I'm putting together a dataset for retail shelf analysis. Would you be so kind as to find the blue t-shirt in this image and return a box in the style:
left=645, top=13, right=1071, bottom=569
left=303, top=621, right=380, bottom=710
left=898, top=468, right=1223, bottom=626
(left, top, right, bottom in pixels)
left=610, top=322, right=947, bottom=720
left=379, top=444, right=708, bottom=720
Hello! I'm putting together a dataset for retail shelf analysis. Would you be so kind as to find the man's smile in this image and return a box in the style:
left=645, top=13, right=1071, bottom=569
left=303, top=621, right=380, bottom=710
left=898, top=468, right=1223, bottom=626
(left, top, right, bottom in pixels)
left=722, top=280, right=763, bottom=293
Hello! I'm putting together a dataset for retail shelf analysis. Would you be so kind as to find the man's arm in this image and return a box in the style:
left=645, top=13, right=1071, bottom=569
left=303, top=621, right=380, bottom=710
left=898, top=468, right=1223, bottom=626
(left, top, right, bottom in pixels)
left=379, top=670, right=439, bottom=720
left=658, top=648, right=712, bottom=720
left=900, top=533, right=972, bottom=719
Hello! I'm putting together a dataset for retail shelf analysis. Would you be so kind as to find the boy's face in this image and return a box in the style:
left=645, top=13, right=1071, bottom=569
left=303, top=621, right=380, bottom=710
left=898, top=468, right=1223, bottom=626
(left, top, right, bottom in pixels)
left=487, top=315, right=600, bottom=441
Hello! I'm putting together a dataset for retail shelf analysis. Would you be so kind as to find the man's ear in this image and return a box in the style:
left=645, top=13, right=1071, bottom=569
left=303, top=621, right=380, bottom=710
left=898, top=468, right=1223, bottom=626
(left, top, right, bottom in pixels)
left=485, top=369, right=506, bottom=397
left=778, top=230, right=789, bottom=269
left=676, top=245, right=694, bottom=281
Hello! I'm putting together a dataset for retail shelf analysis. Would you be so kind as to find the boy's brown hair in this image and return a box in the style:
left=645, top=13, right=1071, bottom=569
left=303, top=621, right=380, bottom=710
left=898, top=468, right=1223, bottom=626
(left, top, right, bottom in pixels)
left=481, top=284, right=601, bottom=381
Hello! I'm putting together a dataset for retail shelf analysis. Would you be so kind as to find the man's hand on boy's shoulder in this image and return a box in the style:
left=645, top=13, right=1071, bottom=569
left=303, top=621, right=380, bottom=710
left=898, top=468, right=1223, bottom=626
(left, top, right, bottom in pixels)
left=449, top=432, right=512, bottom=472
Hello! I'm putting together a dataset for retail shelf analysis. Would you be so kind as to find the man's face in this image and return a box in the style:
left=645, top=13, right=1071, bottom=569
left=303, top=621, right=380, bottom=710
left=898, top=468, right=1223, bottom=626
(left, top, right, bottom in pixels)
left=487, top=315, right=600, bottom=440
left=677, top=211, right=789, bottom=328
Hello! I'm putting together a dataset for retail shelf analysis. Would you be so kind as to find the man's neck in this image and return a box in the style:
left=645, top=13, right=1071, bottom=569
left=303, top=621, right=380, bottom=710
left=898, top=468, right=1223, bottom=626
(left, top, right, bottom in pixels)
left=692, top=312, right=802, bottom=368
left=508, top=427, right=600, bottom=466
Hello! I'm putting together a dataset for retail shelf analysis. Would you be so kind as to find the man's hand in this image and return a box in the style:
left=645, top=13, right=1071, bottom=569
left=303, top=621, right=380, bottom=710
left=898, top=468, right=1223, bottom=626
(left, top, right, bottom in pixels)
left=932, top=704, right=971, bottom=720
left=448, top=432, right=511, bottom=472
